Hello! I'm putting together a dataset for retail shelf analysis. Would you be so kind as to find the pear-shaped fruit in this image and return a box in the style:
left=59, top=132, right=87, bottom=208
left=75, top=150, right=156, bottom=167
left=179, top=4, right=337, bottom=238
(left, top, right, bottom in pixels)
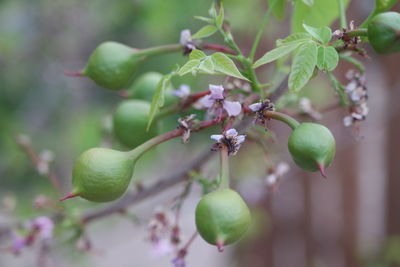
left=126, top=72, right=175, bottom=103
left=62, top=148, right=135, bottom=202
left=112, top=100, right=159, bottom=148
left=368, top=12, right=400, bottom=54
left=288, top=123, right=336, bottom=176
left=195, top=189, right=251, bottom=251
left=83, top=42, right=143, bottom=90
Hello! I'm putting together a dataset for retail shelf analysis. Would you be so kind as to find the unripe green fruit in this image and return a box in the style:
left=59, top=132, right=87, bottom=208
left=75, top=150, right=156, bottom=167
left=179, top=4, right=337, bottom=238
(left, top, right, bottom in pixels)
left=83, top=42, right=143, bottom=90
left=288, top=123, right=335, bottom=176
left=112, top=100, right=159, bottom=148
left=195, top=189, right=251, bottom=251
left=367, top=12, right=400, bottom=54
left=70, top=148, right=135, bottom=202
left=126, top=72, right=176, bottom=105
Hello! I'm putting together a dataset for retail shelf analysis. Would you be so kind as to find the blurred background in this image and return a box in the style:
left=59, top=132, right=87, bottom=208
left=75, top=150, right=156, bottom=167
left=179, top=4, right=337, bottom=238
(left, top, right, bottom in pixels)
left=0, top=0, right=400, bottom=266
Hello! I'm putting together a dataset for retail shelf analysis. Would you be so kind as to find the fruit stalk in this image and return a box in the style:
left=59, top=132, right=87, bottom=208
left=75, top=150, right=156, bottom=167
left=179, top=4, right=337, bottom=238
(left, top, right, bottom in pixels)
left=219, top=146, right=230, bottom=189
left=127, top=128, right=184, bottom=161
left=264, top=110, right=300, bottom=130
left=137, top=44, right=184, bottom=57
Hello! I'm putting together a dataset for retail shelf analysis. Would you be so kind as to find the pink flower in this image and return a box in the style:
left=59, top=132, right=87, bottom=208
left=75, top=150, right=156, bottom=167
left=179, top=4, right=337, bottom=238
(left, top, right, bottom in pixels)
left=199, top=85, right=242, bottom=117
left=32, top=216, right=54, bottom=240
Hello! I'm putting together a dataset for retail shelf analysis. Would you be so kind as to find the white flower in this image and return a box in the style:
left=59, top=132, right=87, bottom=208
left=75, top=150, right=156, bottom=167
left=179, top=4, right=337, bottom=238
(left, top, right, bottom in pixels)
left=173, top=84, right=191, bottom=98
left=343, top=116, right=353, bottom=127
left=210, top=128, right=246, bottom=155
left=199, top=84, right=242, bottom=117
left=265, top=162, right=290, bottom=188
left=151, top=239, right=173, bottom=258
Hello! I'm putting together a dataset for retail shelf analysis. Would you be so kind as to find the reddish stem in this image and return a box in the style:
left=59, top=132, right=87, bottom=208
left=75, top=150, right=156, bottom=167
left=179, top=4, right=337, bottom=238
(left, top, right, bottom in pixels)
left=202, top=43, right=237, bottom=55
left=59, top=192, right=80, bottom=201
left=64, top=71, right=84, bottom=77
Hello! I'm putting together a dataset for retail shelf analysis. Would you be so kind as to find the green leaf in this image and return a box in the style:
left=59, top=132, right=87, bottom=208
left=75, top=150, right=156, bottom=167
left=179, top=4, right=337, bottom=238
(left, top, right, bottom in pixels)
left=302, top=0, right=314, bottom=6
left=303, top=24, right=332, bottom=44
left=375, top=0, right=398, bottom=12
left=189, top=49, right=207, bottom=60
left=268, top=0, right=287, bottom=20
left=288, top=41, right=318, bottom=92
left=276, top=32, right=312, bottom=46
left=198, top=57, right=215, bottom=74
left=194, top=16, right=214, bottom=24
left=191, top=25, right=218, bottom=39
left=211, top=53, right=249, bottom=80
left=216, top=3, right=224, bottom=28
left=147, top=74, right=172, bottom=130
left=291, top=0, right=350, bottom=33
left=317, top=46, right=339, bottom=71
left=253, top=40, right=306, bottom=68
left=178, top=59, right=201, bottom=76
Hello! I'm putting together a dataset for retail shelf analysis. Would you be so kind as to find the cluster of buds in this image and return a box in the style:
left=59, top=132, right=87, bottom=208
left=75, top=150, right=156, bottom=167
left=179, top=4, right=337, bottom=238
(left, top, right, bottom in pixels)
left=333, top=21, right=367, bottom=57
left=177, top=114, right=198, bottom=143
left=342, top=70, right=369, bottom=127
left=224, top=78, right=251, bottom=93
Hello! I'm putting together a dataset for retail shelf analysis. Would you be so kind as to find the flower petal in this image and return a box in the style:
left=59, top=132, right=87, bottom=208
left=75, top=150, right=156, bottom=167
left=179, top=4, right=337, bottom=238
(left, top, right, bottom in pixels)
left=199, top=95, right=215, bottom=108
left=223, top=101, right=242, bottom=116
left=236, top=135, right=246, bottom=145
left=180, top=29, right=192, bottom=45
left=249, top=103, right=262, bottom=112
left=173, top=84, right=191, bottom=98
left=210, top=134, right=224, bottom=142
left=209, top=84, right=224, bottom=100
left=225, top=128, right=238, bottom=138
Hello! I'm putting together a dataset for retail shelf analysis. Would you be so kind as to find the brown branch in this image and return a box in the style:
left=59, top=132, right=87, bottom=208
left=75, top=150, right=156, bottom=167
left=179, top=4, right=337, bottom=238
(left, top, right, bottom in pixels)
left=15, top=135, right=62, bottom=193
left=81, top=149, right=214, bottom=223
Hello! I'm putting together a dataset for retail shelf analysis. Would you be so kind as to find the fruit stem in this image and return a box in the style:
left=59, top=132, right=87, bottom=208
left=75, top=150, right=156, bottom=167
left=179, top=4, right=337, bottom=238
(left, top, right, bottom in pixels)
left=64, top=70, right=84, bottom=77
left=59, top=192, right=80, bottom=201
left=337, top=0, right=347, bottom=29
left=263, top=111, right=300, bottom=130
left=219, top=145, right=230, bottom=189
left=127, top=128, right=184, bottom=161
left=346, top=28, right=368, bottom=38
left=137, top=44, right=184, bottom=58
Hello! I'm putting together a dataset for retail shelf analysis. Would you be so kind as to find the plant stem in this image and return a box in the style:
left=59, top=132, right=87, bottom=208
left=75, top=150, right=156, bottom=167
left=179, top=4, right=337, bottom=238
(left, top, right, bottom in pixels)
left=346, top=28, right=368, bottom=38
left=138, top=44, right=184, bottom=57
left=127, top=128, right=184, bottom=160
left=245, top=60, right=265, bottom=99
left=337, top=0, right=347, bottom=29
left=219, top=146, right=230, bottom=189
left=249, top=0, right=278, bottom=61
left=264, top=110, right=300, bottom=130
left=326, top=71, right=349, bottom=106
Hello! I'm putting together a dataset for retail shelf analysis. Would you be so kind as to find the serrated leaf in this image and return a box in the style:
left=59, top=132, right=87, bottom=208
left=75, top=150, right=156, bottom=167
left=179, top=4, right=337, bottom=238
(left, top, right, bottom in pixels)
left=291, top=0, right=350, bottom=33
left=194, top=16, right=214, bottom=24
left=211, top=53, right=249, bottom=81
left=303, top=24, right=332, bottom=44
left=376, top=0, right=398, bottom=12
left=198, top=57, right=215, bottom=74
left=189, top=49, right=207, bottom=60
left=147, top=75, right=172, bottom=130
left=288, top=41, right=318, bottom=92
left=276, top=32, right=312, bottom=46
left=302, top=0, right=314, bottom=6
left=216, top=3, right=224, bottom=28
left=253, top=40, right=306, bottom=68
left=268, top=0, right=287, bottom=20
left=317, top=46, right=339, bottom=71
left=178, top=59, right=201, bottom=76
left=191, top=25, right=218, bottom=39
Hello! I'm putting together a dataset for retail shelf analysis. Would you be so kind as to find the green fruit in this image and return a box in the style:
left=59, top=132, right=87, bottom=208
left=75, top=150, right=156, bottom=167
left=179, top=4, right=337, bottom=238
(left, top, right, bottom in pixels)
left=112, top=100, right=159, bottom=148
left=83, top=42, right=143, bottom=90
left=126, top=72, right=176, bottom=104
left=66, top=148, right=135, bottom=202
left=195, top=189, right=251, bottom=251
left=288, top=123, right=336, bottom=176
left=367, top=12, right=400, bottom=54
